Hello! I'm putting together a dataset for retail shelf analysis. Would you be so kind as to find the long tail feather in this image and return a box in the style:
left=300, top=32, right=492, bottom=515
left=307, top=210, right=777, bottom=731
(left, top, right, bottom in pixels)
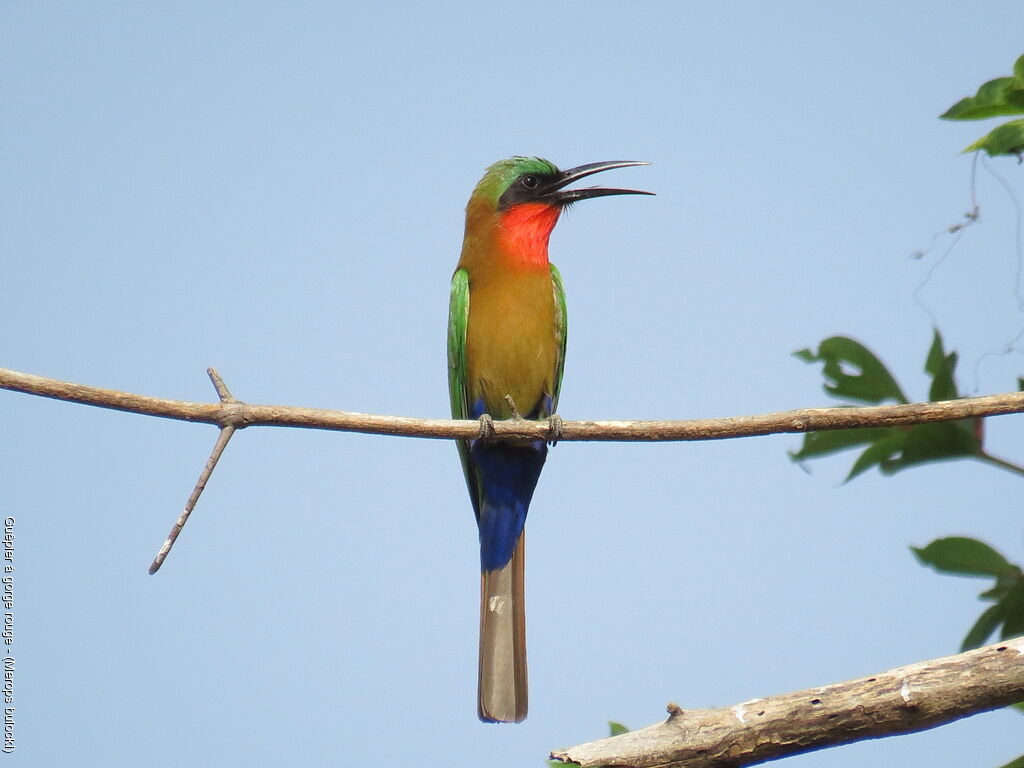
left=478, top=533, right=527, bottom=723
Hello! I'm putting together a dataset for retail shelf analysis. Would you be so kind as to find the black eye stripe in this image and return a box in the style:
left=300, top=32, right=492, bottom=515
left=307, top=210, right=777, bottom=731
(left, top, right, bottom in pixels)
left=496, top=171, right=558, bottom=210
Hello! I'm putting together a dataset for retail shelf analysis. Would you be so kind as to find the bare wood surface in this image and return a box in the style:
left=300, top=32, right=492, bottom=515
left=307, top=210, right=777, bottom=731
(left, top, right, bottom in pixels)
left=551, top=637, right=1024, bottom=768
left=2, top=366, right=1023, bottom=442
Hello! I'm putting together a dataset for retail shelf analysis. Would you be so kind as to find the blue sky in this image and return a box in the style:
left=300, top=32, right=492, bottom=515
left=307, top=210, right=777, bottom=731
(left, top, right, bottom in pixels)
left=3, top=2, right=1024, bottom=766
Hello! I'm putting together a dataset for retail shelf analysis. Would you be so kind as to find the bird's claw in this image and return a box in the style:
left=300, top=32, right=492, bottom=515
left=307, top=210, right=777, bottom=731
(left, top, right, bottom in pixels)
left=547, top=414, right=563, bottom=446
left=478, top=413, right=495, bottom=441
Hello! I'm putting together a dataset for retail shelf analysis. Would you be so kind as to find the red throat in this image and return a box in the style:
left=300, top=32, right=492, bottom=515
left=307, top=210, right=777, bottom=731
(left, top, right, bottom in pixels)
left=496, top=203, right=561, bottom=268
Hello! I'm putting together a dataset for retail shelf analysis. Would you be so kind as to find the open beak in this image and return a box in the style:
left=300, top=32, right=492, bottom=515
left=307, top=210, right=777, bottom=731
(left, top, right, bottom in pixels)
left=545, top=160, right=653, bottom=205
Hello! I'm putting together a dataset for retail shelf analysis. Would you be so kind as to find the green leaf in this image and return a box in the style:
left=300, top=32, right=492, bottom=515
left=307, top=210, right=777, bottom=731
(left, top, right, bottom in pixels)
left=847, top=432, right=907, bottom=481
left=1000, top=580, right=1024, bottom=639
left=996, top=755, right=1024, bottom=768
left=795, top=332, right=988, bottom=480
left=856, top=331, right=978, bottom=473
left=789, top=427, right=894, bottom=461
left=911, top=537, right=1013, bottom=577
left=1012, top=702, right=1024, bottom=715
left=981, top=572, right=1023, bottom=601
left=940, top=55, right=1024, bottom=121
left=961, top=602, right=1006, bottom=651
left=793, top=348, right=816, bottom=363
left=796, top=337, right=908, bottom=404
left=941, top=78, right=1024, bottom=120
left=880, top=421, right=979, bottom=474
left=963, top=119, right=1024, bottom=158
left=1018, top=377, right=1024, bottom=392
left=608, top=721, right=630, bottom=737
left=925, top=329, right=960, bottom=401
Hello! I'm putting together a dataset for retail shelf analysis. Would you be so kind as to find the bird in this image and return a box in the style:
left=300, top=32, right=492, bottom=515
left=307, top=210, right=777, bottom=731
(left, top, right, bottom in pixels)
left=447, top=156, right=651, bottom=723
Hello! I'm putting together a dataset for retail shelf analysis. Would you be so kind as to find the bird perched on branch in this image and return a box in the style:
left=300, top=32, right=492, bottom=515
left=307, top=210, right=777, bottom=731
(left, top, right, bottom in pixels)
left=447, top=156, right=651, bottom=722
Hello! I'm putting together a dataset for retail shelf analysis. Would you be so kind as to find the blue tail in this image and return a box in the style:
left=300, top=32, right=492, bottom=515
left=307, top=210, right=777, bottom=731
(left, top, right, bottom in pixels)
left=471, top=440, right=547, bottom=571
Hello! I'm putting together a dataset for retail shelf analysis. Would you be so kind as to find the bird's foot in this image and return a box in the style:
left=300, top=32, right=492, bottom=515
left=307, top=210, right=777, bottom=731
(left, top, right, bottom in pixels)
left=547, top=414, right=563, bottom=446
left=477, top=413, right=495, bottom=441
left=504, top=394, right=522, bottom=420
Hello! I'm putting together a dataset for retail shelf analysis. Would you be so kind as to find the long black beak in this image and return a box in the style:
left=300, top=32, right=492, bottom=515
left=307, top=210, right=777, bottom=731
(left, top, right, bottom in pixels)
left=546, top=160, right=653, bottom=205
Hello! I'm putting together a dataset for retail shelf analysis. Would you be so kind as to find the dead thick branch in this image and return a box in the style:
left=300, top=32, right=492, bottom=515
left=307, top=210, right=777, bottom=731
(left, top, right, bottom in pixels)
left=2, top=365, right=1023, bottom=442
left=551, top=637, right=1024, bottom=768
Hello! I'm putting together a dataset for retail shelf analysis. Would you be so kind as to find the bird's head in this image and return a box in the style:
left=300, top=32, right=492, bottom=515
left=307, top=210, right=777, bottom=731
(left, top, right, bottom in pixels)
left=464, top=156, right=651, bottom=263
left=469, top=156, right=652, bottom=213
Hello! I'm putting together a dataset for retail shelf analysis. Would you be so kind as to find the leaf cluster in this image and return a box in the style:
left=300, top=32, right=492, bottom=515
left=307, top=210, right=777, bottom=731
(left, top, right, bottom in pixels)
left=791, top=330, right=979, bottom=481
left=912, top=537, right=1024, bottom=652
left=793, top=329, right=1024, bottom=701
left=941, top=53, right=1024, bottom=160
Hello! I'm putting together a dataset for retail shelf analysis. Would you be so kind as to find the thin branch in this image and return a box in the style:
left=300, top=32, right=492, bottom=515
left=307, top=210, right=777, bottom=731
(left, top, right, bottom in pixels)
left=206, top=366, right=234, bottom=402
left=4, top=365, right=1023, bottom=577
left=550, top=637, right=1024, bottom=768
left=2, top=366, right=1024, bottom=442
left=148, top=425, right=236, bottom=574
left=147, top=368, right=238, bottom=574
left=977, top=449, right=1024, bottom=479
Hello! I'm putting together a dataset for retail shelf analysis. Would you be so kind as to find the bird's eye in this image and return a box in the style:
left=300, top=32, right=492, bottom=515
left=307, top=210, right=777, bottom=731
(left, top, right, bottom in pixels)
left=521, top=175, right=540, bottom=190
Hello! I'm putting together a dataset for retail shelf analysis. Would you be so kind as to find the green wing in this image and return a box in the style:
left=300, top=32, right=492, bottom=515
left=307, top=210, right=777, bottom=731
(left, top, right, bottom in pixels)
left=549, top=263, right=568, bottom=414
left=447, top=268, right=480, bottom=516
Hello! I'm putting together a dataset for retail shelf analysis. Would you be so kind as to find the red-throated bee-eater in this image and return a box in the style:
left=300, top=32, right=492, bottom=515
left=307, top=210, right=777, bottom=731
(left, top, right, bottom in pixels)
left=447, top=157, right=651, bottom=722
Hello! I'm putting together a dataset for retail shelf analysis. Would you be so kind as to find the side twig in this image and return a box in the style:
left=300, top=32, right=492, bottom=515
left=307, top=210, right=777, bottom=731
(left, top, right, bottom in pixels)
left=148, top=368, right=238, bottom=574
left=551, top=637, right=1024, bottom=768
